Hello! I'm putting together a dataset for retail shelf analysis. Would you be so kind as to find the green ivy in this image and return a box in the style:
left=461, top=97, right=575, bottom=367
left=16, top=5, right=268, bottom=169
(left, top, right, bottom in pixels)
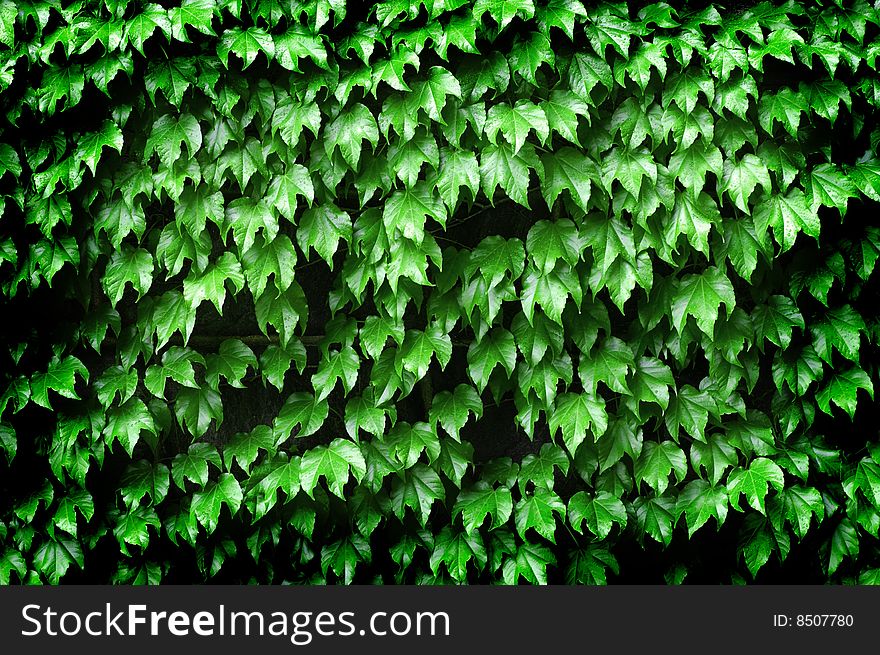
left=1, top=0, right=880, bottom=585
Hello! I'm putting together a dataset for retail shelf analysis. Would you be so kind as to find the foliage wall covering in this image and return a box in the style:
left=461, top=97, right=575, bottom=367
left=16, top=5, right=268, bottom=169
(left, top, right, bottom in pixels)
left=1, top=0, right=880, bottom=585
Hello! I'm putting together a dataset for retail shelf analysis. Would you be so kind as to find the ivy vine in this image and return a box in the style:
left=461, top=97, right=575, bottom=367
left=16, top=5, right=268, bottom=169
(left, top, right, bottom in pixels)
left=1, top=0, right=880, bottom=585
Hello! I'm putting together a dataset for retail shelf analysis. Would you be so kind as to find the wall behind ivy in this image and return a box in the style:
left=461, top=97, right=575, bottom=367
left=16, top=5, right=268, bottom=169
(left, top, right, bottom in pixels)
left=1, top=0, right=880, bottom=584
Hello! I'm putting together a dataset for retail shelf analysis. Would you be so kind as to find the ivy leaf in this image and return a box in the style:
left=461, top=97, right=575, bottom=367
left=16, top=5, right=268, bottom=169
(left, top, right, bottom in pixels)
left=0, top=143, right=20, bottom=177
left=727, top=457, right=785, bottom=514
left=126, top=4, right=172, bottom=55
left=300, top=438, right=366, bottom=499
left=219, top=137, right=267, bottom=190
left=312, top=347, right=360, bottom=401
left=668, top=141, right=722, bottom=191
left=94, top=204, right=145, bottom=254
left=390, top=463, right=444, bottom=526
left=665, top=385, right=713, bottom=443
left=75, top=120, right=123, bottom=176
left=467, top=327, right=517, bottom=392
left=584, top=11, right=632, bottom=58
left=0, top=549, right=26, bottom=585
left=430, top=527, right=486, bottom=583
left=526, top=219, right=582, bottom=274
left=144, top=58, right=195, bottom=108
left=175, top=186, right=223, bottom=236
left=120, top=459, right=170, bottom=508
left=758, top=87, right=807, bottom=137
left=298, top=204, right=352, bottom=267
left=549, top=392, right=608, bottom=455
left=275, top=392, right=328, bottom=440
left=183, top=252, right=244, bottom=313
left=601, top=146, right=657, bottom=198
left=145, top=113, right=201, bottom=165
left=511, top=311, right=564, bottom=365
left=408, top=66, right=462, bottom=123
left=244, top=453, right=301, bottom=521
left=751, top=295, right=804, bottom=349
left=383, top=182, right=446, bottom=244
left=242, top=234, right=298, bottom=299
left=509, top=31, right=554, bottom=85
left=429, top=384, right=483, bottom=441
left=675, top=479, right=729, bottom=536
left=272, top=97, right=322, bottom=147
left=848, top=161, right=880, bottom=203
left=53, top=489, right=95, bottom=537
left=629, top=356, right=675, bottom=413
left=174, top=386, right=223, bottom=438
left=809, top=304, right=865, bottom=364
left=515, top=488, right=565, bottom=542
left=274, top=25, right=328, bottom=72
left=518, top=443, right=569, bottom=491
left=259, top=340, right=307, bottom=391
left=437, top=14, right=479, bottom=59
left=540, top=147, right=596, bottom=212
left=169, top=0, right=216, bottom=41
left=690, top=434, right=738, bottom=485
left=566, top=544, right=619, bottom=584
left=806, top=163, right=857, bottom=215
left=345, top=392, right=393, bottom=440
left=473, top=0, right=536, bottom=30
left=359, top=314, right=405, bottom=360
left=541, top=90, right=589, bottom=146
left=30, top=355, right=88, bottom=409
left=224, top=425, right=277, bottom=474
left=94, top=365, right=138, bottom=408
left=720, top=216, right=771, bottom=280
left=435, top=148, right=481, bottom=208
left=25, top=196, right=73, bottom=238
left=324, top=103, right=379, bottom=169
left=634, top=441, right=687, bottom=494
left=103, top=398, right=156, bottom=456
left=400, top=325, right=452, bottom=380
left=267, top=166, right=314, bottom=221
left=172, top=443, right=222, bottom=491
left=486, top=101, right=549, bottom=155
left=568, top=490, right=627, bottom=539
left=579, top=337, right=633, bottom=395
left=321, top=534, right=370, bottom=584
left=144, top=346, right=204, bottom=397
left=0, top=422, right=15, bottom=464
left=671, top=266, right=736, bottom=335
left=191, top=473, right=243, bottom=534
left=771, top=485, right=823, bottom=539
left=466, top=236, right=526, bottom=289
left=387, top=421, right=440, bottom=469
left=205, top=339, right=256, bottom=390
left=224, top=197, right=278, bottom=255
left=503, top=540, right=555, bottom=585
left=665, top=191, right=720, bottom=258
left=582, top=214, right=636, bottom=285
left=754, top=188, right=820, bottom=252
left=218, top=26, right=275, bottom=68
left=772, top=345, right=823, bottom=397
left=849, top=456, right=880, bottom=507
left=566, top=51, right=613, bottom=99
left=632, top=496, right=676, bottom=546
left=816, top=366, right=873, bottom=419
left=34, top=538, right=84, bottom=584
left=720, top=153, right=773, bottom=213
left=153, top=291, right=196, bottom=349
left=453, top=482, right=513, bottom=534
left=480, top=143, right=543, bottom=208
left=726, top=412, right=777, bottom=458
